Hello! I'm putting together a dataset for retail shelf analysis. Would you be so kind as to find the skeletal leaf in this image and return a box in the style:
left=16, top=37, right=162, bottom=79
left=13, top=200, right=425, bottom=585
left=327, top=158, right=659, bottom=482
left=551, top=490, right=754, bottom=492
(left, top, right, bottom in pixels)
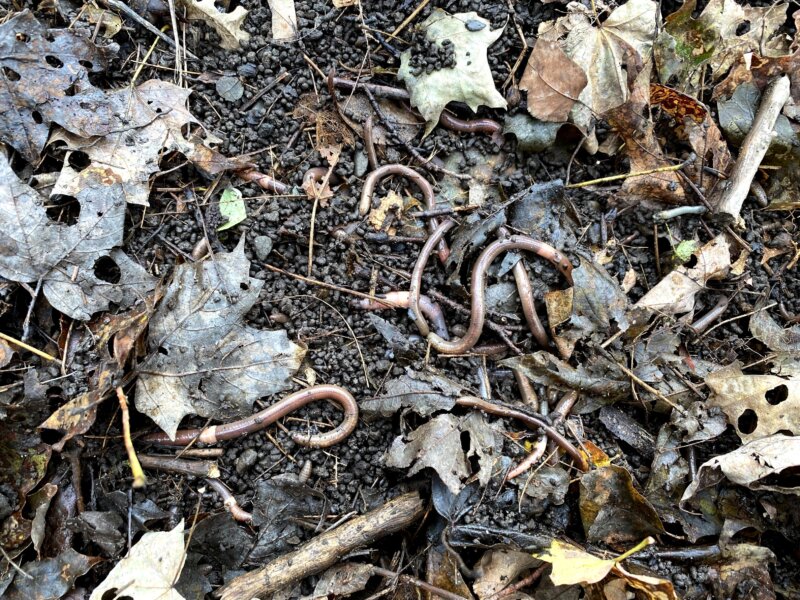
left=519, top=38, right=587, bottom=122
left=398, top=9, right=507, bottom=135
left=135, top=239, right=305, bottom=439
left=218, top=187, right=247, bottom=231
left=682, top=435, right=800, bottom=503
left=706, top=364, right=800, bottom=441
left=90, top=521, right=187, bottom=600
left=179, top=0, right=250, bottom=50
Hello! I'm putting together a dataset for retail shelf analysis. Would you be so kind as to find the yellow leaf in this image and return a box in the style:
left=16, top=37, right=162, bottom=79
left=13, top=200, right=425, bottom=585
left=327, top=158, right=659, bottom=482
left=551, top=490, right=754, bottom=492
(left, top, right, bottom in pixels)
left=535, top=538, right=655, bottom=586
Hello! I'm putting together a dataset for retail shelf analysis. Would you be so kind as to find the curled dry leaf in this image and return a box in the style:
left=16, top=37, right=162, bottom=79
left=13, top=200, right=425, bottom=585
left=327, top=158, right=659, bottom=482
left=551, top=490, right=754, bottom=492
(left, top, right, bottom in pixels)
left=135, top=239, right=305, bottom=439
left=635, top=234, right=731, bottom=315
left=519, top=38, right=587, bottom=122
left=179, top=0, right=250, bottom=50
left=398, top=9, right=507, bottom=135
left=681, top=435, right=800, bottom=504
left=90, top=521, right=187, bottom=600
left=706, top=364, right=800, bottom=441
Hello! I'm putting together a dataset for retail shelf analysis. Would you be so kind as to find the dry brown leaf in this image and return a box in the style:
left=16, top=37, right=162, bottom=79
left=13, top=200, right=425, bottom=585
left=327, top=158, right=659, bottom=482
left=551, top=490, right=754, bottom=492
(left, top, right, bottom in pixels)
left=635, top=234, right=731, bottom=315
left=519, top=39, right=587, bottom=122
left=179, top=0, right=250, bottom=50
left=368, top=190, right=404, bottom=230
left=473, top=549, right=540, bottom=600
left=706, top=364, right=800, bottom=441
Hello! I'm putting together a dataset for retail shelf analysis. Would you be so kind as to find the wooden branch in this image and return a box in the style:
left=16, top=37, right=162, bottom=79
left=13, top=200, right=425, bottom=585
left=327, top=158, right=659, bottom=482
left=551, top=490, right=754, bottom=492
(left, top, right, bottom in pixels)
left=216, top=492, right=426, bottom=600
left=713, top=75, right=791, bottom=221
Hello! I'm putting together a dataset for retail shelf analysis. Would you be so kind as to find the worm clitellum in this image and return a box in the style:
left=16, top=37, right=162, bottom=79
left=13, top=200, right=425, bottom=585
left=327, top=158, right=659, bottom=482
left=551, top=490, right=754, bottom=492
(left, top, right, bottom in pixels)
left=422, top=236, right=573, bottom=354
left=238, top=169, right=289, bottom=195
left=359, top=164, right=450, bottom=262
left=141, top=385, right=359, bottom=448
left=356, top=291, right=450, bottom=340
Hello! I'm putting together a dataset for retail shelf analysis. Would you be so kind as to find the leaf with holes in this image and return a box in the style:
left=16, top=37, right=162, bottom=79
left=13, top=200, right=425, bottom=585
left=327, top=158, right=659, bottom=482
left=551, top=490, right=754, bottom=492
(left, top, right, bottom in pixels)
left=398, top=9, right=507, bottom=135
left=135, top=238, right=305, bottom=439
left=705, top=364, right=800, bottom=442
left=0, top=154, right=157, bottom=320
left=51, top=79, right=252, bottom=206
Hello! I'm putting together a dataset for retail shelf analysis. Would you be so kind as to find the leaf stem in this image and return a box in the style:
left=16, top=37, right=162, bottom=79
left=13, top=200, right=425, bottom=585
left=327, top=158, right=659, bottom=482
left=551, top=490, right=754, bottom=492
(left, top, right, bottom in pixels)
left=117, top=386, right=147, bottom=488
left=0, top=331, right=58, bottom=362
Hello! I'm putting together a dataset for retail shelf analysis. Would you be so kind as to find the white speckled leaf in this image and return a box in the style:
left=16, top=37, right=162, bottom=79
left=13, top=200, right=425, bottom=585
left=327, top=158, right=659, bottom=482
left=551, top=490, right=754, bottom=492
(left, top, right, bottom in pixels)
left=398, top=9, right=507, bottom=135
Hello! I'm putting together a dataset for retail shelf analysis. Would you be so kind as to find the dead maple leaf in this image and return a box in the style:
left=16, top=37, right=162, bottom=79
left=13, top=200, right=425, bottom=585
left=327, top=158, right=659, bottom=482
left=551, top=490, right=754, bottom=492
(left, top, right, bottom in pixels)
left=519, top=38, right=587, bottom=122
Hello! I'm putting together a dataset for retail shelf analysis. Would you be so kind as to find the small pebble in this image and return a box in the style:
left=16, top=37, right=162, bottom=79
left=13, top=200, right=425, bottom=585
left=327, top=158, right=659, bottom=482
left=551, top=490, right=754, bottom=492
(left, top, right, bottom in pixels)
left=235, top=448, right=259, bottom=474
left=253, top=235, right=273, bottom=261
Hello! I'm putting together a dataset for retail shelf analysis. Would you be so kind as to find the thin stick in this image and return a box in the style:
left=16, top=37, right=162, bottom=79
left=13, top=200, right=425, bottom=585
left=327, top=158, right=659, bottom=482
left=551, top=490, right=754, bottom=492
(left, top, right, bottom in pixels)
left=0, top=545, right=32, bottom=579
left=139, top=454, right=220, bottom=478
left=116, top=387, right=147, bottom=488
left=607, top=358, right=686, bottom=415
left=391, top=0, right=431, bottom=36
left=166, top=0, right=182, bottom=87
left=0, top=331, right=57, bottom=362
left=714, top=76, right=791, bottom=221
left=263, top=263, right=395, bottom=304
left=371, top=566, right=468, bottom=600
left=130, top=25, right=166, bottom=86
left=565, top=157, right=694, bottom=189
left=102, top=0, right=198, bottom=60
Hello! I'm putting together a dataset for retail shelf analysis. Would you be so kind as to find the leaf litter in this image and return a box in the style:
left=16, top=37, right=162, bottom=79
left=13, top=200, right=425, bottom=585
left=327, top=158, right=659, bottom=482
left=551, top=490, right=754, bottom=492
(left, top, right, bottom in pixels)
left=2, top=0, right=800, bottom=597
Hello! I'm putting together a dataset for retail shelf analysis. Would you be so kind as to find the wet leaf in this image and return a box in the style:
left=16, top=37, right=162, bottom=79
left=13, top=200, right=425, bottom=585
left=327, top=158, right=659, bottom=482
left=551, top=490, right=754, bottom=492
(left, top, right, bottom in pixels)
left=750, top=306, right=800, bottom=374
left=28, top=483, right=57, bottom=557
left=135, top=239, right=305, bottom=439
left=706, top=364, right=800, bottom=441
left=101, top=491, right=171, bottom=536
left=217, top=187, right=247, bottom=231
left=427, top=543, right=474, bottom=600
left=82, top=4, right=122, bottom=38
left=361, top=370, right=461, bottom=418
left=580, top=465, right=665, bottom=545
left=303, top=563, right=373, bottom=600
left=0, top=339, right=13, bottom=368
left=90, top=521, right=187, bottom=600
left=473, top=549, right=539, bottom=600
left=682, top=435, right=800, bottom=504
left=0, top=424, right=51, bottom=509
left=69, top=511, right=125, bottom=556
left=520, top=465, right=570, bottom=514
left=635, top=234, right=731, bottom=315
left=0, top=11, right=113, bottom=161
left=519, top=38, right=587, bottom=122
left=52, top=80, right=251, bottom=207
left=368, top=190, right=404, bottom=230
left=536, top=538, right=642, bottom=586
left=538, top=0, right=659, bottom=141
left=180, top=0, right=250, bottom=50
left=503, top=113, right=562, bottom=152
left=385, top=412, right=503, bottom=494
left=216, top=76, right=244, bottom=102
left=4, top=549, right=100, bottom=600
left=398, top=9, right=507, bottom=135
left=0, top=154, right=157, bottom=320
left=709, top=543, right=777, bottom=600
left=189, top=512, right=253, bottom=569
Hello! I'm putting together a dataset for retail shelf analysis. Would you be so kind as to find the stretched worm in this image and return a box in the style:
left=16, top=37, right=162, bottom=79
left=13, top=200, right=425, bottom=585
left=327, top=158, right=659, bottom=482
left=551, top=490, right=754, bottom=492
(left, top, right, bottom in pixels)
left=363, top=116, right=378, bottom=170
left=141, top=385, right=359, bottom=448
left=546, top=390, right=579, bottom=467
left=205, top=478, right=253, bottom=522
left=359, top=164, right=450, bottom=262
left=455, top=396, right=588, bottom=472
left=511, top=260, right=550, bottom=348
left=408, top=219, right=457, bottom=337
left=439, top=112, right=504, bottom=145
left=505, top=370, right=546, bottom=480
left=239, top=169, right=289, bottom=195
left=428, top=236, right=573, bottom=354
left=778, top=302, right=800, bottom=324
left=303, top=167, right=340, bottom=190
left=356, top=291, right=450, bottom=340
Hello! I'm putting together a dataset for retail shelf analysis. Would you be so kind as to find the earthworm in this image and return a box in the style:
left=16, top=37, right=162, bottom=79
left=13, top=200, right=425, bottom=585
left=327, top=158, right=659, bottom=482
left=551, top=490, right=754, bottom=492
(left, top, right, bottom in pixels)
left=239, top=169, right=289, bottom=195
left=360, top=164, right=450, bottom=262
left=546, top=390, right=579, bottom=467
left=438, top=111, right=504, bottom=145
left=190, top=238, right=210, bottom=261
left=511, top=260, right=549, bottom=348
left=505, top=370, right=546, bottom=480
left=138, top=455, right=219, bottom=478
left=141, top=385, right=359, bottom=448
left=356, top=291, right=450, bottom=340
left=363, top=116, right=378, bottom=170
left=205, top=478, right=253, bottom=522
left=298, top=460, right=313, bottom=484
left=303, top=167, right=340, bottom=190
left=690, top=296, right=729, bottom=334
left=408, top=219, right=457, bottom=337
left=427, top=236, right=573, bottom=354
left=778, top=302, right=800, bottom=324
left=455, top=396, right=588, bottom=472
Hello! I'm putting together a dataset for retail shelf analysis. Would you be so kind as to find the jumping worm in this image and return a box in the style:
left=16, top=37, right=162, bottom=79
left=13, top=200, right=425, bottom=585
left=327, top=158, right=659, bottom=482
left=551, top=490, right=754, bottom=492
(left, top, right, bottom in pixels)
left=205, top=478, right=253, bottom=522
left=239, top=169, right=289, bottom=195
left=359, top=164, right=450, bottom=262
left=426, top=236, right=573, bottom=354
left=511, top=260, right=550, bottom=348
left=356, top=291, right=450, bottom=340
left=438, top=112, right=503, bottom=145
left=455, top=396, right=588, bottom=472
left=363, top=116, right=378, bottom=170
left=303, top=167, right=340, bottom=191
left=141, top=385, right=359, bottom=448
left=408, top=219, right=457, bottom=337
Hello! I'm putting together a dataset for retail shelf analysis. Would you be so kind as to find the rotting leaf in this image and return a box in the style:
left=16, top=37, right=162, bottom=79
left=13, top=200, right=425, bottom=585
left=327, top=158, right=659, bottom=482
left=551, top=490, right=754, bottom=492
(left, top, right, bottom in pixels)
left=749, top=305, right=800, bottom=374
left=580, top=465, right=665, bottom=546
left=90, top=521, right=187, bottom=600
left=519, top=38, right=587, bottom=123
left=682, top=435, right=800, bottom=504
left=4, top=548, right=100, bottom=600
left=706, top=364, right=800, bottom=441
left=635, top=234, right=731, bottom=315
left=28, top=483, right=57, bottom=557
left=0, top=423, right=51, bottom=509
left=179, top=0, right=250, bottom=50
left=398, top=9, right=507, bottom=135
left=301, top=563, right=374, bottom=600
left=503, top=113, right=562, bottom=153
left=218, top=187, right=247, bottom=231
left=0, top=154, right=157, bottom=320
left=472, top=549, right=540, bottom=600
left=368, top=190, right=404, bottom=230
left=135, top=238, right=305, bottom=439
left=216, top=76, right=244, bottom=102
left=361, top=370, right=461, bottom=418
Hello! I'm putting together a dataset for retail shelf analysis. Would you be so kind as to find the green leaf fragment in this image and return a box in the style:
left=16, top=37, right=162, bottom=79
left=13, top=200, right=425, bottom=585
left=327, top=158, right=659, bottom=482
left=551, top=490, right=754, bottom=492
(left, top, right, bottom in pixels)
left=218, top=187, right=246, bottom=231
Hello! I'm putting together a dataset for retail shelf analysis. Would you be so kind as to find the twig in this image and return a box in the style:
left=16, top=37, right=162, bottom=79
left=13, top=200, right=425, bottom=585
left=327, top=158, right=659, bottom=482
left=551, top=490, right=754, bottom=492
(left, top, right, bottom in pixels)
left=606, top=358, right=686, bottom=415
left=713, top=76, right=791, bottom=221
left=130, top=25, right=166, bottom=86
left=565, top=155, right=695, bottom=189
left=262, top=263, right=396, bottom=304
left=139, top=454, right=220, bottom=478
left=217, top=492, right=425, bottom=599
left=653, top=205, right=707, bottom=222
left=116, top=387, right=147, bottom=488
left=102, top=0, right=198, bottom=59
left=391, top=0, right=431, bottom=36
left=0, top=545, right=32, bottom=580
left=21, top=279, right=41, bottom=342
left=371, top=566, right=468, bottom=600
left=0, top=331, right=57, bottom=362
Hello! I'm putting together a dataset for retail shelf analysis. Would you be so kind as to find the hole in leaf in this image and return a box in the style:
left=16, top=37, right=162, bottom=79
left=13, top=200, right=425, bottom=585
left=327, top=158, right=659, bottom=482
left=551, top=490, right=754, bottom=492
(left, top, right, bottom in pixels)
left=2, top=66, right=20, bottom=81
left=240, top=282, right=249, bottom=291
left=68, top=151, right=91, bottom=171
left=738, top=409, right=758, bottom=434
left=760, top=465, right=800, bottom=488
left=15, top=32, right=29, bottom=42
left=45, top=194, right=80, bottom=225
left=64, top=82, right=77, bottom=97
left=684, top=254, right=698, bottom=269
left=181, top=123, right=192, bottom=138
left=765, top=384, right=788, bottom=406
left=45, top=55, right=64, bottom=68
left=158, top=346, right=169, bottom=356
left=78, top=59, right=93, bottom=70
left=736, top=20, right=751, bottom=36
left=93, top=256, right=121, bottom=283
left=31, top=110, right=43, bottom=124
